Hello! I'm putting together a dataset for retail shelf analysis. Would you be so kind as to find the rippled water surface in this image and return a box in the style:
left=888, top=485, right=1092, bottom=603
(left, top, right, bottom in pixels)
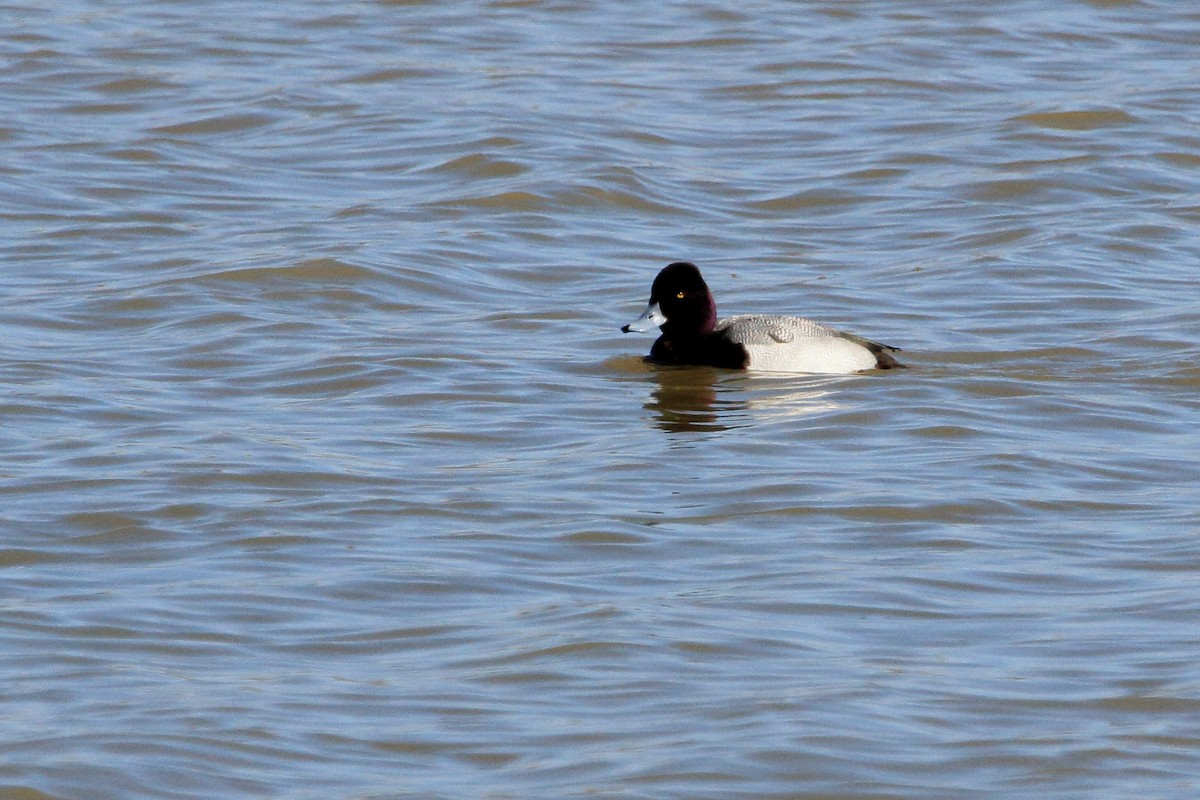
left=4, top=1, right=1200, bottom=798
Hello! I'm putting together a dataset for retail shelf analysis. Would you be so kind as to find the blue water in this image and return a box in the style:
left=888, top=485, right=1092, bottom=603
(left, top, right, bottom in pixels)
left=3, top=1, right=1199, bottom=798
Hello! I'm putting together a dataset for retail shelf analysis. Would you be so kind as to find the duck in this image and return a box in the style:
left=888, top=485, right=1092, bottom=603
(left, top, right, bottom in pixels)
left=621, top=261, right=903, bottom=373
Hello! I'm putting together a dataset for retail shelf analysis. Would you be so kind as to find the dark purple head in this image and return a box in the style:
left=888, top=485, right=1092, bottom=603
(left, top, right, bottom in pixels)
left=621, top=262, right=748, bottom=368
left=647, top=261, right=717, bottom=335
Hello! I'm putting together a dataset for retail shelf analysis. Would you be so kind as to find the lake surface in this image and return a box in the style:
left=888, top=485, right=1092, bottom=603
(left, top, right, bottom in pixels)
left=3, top=1, right=1199, bottom=798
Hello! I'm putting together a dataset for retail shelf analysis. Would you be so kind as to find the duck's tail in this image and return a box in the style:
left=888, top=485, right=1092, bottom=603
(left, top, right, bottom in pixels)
left=867, top=341, right=905, bottom=370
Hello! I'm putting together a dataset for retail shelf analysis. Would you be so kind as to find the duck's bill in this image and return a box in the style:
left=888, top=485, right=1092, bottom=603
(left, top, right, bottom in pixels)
left=621, top=302, right=666, bottom=333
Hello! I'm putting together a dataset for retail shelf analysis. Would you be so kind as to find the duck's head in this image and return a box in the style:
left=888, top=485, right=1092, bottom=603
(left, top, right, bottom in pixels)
left=622, top=262, right=717, bottom=336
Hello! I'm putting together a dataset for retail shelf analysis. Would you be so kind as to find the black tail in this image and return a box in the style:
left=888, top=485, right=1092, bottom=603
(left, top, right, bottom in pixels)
left=869, top=343, right=905, bottom=370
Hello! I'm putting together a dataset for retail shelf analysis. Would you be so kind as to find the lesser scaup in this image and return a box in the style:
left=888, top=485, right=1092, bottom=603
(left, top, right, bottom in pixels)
left=622, top=262, right=904, bottom=373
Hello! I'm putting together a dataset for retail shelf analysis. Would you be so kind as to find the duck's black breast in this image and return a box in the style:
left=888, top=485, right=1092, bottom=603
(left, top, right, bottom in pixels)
left=649, top=331, right=749, bottom=369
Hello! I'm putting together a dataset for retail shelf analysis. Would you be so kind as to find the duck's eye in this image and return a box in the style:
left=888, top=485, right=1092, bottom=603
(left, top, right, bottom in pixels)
left=676, top=291, right=686, bottom=299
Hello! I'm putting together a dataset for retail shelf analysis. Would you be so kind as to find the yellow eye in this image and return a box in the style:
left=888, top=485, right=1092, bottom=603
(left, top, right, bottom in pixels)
left=676, top=291, right=686, bottom=299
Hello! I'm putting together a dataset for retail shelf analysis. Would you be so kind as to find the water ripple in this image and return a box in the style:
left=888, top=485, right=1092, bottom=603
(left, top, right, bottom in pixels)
left=3, top=2, right=1200, bottom=799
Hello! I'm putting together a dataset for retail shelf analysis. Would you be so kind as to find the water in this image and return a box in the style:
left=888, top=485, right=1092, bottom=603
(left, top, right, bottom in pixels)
left=3, top=1, right=1199, bottom=798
